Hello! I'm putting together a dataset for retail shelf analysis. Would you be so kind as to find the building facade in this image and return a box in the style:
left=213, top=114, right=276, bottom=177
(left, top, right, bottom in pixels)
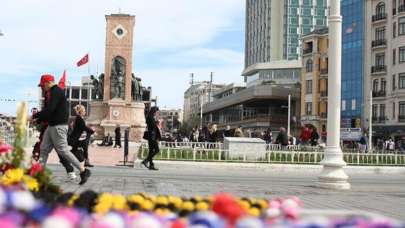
left=364, top=0, right=405, bottom=140
left=301, top=28, right=329, bottom=133
left=244, top=0, right=328, bottom=71
left=341, top=0, right=365, bottom=128
left=183, top=81, right=225, bottom=124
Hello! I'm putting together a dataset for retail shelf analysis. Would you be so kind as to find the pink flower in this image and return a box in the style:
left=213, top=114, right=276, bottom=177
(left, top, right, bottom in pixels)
left=29, top=162, right=43, bottom=176
left=0, top=143, right=13, bottom=154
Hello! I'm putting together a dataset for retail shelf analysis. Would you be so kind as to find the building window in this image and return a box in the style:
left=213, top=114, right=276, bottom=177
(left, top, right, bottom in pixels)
left=305, top=102, right=312, bottom=115
left=375, top=53, right=385, bottom=66
left=376, top=2, right=385, bottom=15
left=373, top=79, right=379, bottom=91
left=399, top=17, right=405, bottom=36
left=81, top=88, right=88, bottom=99
left=372, top=104, right=378, bottom=117
left=399, top=102, right=405, bottom=121
left=306, top=80, right=313, bottom=94
left=393, top=22, right=396, bottom=38
left=306, top=59, right=313, bottom=72
left=342, top=100, right=346, bottom=111
left=380, top=104, right=386, bottom=118
left=72, top=88, right=80, bottom=99
left=375, top=27, right=385, bottom=40
left=352, top=99, right=356, bottom=111
left=399, top=73, right=405, bottom=89
left=381, top=78, right=387, bottom=92
left=400, top=47, right=405, bottom=63
left=393, top=49, right=396, bottom=65
left=393, top=102, right=396, bottom=119
left=393, top=74, right=396, bottom=91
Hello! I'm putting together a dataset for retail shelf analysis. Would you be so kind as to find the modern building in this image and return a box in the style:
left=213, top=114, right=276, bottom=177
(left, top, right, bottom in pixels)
left=183, top=81, right=225, bottom=124
left=64, top=76, right=94, bottom=117
left=301, top=28, right=329, bottom=133
left=341, top=0, right=365, bottom=128
left=364, top=0, right=405, bottom=140
left=244, top=0, right=328, bottom=74
left=159, top=108, right=183, bottom=134
left=203, top=64, right=301, bottom=134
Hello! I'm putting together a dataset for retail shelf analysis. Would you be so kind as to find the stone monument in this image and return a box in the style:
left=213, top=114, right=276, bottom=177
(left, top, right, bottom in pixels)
left=88, top=14, right=146, bottom=141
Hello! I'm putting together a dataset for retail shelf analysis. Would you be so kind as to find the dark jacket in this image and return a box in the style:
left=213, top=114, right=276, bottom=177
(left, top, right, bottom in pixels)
left=276, top=131, right=289, bottom=146
left=115, top=127, right=121, bottom=140
left=34, top=85, right=68, bottom=126
left=146, top=115, right=161, bottom=141
left=69, top=115, right=94, bottom=147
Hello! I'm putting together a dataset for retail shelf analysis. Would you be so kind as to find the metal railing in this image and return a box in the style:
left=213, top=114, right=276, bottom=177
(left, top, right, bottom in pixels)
left=0, top=126, right=15, bottom=145
left=372, top=13, right=387, bottom=22
left=371, top=65, right=386, bottom=73
left=137, top=142, right=405, bottom=166
left=372, top=90, right=386, bottom=97
left=371, top=39, right=387, bottom=48
left=320, top=68, right=328, bottom=75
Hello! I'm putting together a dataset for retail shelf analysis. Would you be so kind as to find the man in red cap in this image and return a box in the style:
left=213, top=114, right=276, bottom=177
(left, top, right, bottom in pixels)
left=32, top=74, right=91, bottom=185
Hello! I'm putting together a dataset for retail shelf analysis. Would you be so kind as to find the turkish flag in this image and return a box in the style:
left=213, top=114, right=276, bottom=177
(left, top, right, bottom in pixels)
left=76, top=53, right=89, bottom=67
left=58, top=70, right=66, bottom=89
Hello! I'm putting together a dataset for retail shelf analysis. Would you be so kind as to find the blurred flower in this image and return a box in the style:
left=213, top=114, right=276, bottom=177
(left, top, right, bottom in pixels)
left=0, top=143, right=13, bottom=154
left=22, top=175, right=39, bottom=192
left=1, top=168, right=24, bottom=186
left=29, top=162, right=43, bottom=176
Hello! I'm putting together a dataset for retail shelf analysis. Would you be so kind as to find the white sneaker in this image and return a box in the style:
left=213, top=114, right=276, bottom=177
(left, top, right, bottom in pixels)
left=67, top=172, right=77, bottom=181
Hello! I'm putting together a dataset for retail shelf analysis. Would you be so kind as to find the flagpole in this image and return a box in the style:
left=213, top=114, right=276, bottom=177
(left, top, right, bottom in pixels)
left=87, top=52, right=90, bottom=75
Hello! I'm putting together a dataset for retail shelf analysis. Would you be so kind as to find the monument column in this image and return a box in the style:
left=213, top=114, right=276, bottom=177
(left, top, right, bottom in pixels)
left=317, top=0, right=350, bottom=190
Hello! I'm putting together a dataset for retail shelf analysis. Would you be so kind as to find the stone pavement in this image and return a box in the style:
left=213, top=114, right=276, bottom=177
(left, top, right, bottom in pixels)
left=47, top=161, right=405, bottom=221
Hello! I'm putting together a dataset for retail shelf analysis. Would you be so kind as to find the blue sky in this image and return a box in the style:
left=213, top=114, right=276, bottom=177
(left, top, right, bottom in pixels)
left=0, top=0, right=245, bottom=116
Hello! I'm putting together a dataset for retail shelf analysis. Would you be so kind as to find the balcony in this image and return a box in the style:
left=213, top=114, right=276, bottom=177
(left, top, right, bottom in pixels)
left=399, top=115, right=405, bottom=122
left=373, top=116, right=387, bottom=123
left=371, top=65, right=386, bottom=74
left=399, top=5, right=405, bottom=14
left=372, top=13, right=387, bottom=22
left=371, top=39, right=387, bottom=48
left=303, top=48, right=313, bottom=55
left=372, top=90, right=386, bottom=97
left=393, top=8, right=397, bottom=15
left=320, top=91, right=328, bottom=98
left=320, top=112, right=327, bottom=119
left=320, top=68, right=328, bottom=75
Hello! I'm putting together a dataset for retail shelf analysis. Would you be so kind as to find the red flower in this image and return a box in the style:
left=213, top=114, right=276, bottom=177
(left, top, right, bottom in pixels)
left=212, top=193, right=245, bottom=226
left=29, top=162, right=43, bottom=176
left=0, top=143, right=13, bottom=154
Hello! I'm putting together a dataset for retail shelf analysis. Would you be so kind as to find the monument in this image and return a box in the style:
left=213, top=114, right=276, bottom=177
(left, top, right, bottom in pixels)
left=88, top=14, right=146, bottom=141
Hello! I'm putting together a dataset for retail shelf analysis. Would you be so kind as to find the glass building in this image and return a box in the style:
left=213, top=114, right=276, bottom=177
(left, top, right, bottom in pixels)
left=341, top=0, right=365, bottom=128
left=284, top=0, right=328, bottom=60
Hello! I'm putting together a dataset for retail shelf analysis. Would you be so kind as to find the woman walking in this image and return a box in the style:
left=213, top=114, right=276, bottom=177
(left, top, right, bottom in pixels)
left=142, top=106, right=161, bottom=170
left=68, top=105, right=95, bottom=183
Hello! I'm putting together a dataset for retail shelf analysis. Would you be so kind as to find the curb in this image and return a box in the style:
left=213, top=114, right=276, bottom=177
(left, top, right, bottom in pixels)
left=151, top=160, right=405, bottom=175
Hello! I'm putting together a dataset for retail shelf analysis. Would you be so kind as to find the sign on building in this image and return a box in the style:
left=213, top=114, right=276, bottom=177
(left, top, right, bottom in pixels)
left=340, top=128, right=362, bottom=141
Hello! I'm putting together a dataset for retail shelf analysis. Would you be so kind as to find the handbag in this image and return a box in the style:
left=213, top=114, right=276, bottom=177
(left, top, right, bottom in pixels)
left=143, top=131, right=149, bottom=140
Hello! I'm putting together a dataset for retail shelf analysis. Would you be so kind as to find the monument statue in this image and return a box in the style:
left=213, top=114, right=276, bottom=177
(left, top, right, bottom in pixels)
left=131, top=73, right=138, bottom=101
left=110, top=56, right=126, bottom=99
left=136, top=77, right=142, bottom=101
left=90, top=75, right=99, bottom=99
left=98, top=73, right=104, bottom=100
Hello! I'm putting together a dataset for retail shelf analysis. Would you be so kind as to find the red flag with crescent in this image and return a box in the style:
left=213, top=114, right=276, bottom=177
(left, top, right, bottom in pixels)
left=76, top=53, right=89, bottom=67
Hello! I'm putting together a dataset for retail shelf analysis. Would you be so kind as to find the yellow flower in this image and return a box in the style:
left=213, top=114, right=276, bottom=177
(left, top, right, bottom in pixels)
left=94, top=193, right=114, bottom=214
left=156, top=196, right=169, bottom=206
left=68, top=194, right=79, bottom=207
left=1, top=168, right=24, bottom=186
left=141, top=199, right=154, bottom=211
left=22, top=175, right=39, bottom=191
left=248, top=207, right=261, bottom=217
left=112, top=195, right=127, bottom=211
left=181, top=201, right=195, bottom=211
left=128, top=194, right=144, bottom=204
left=196, top=202, right=209, bottom=211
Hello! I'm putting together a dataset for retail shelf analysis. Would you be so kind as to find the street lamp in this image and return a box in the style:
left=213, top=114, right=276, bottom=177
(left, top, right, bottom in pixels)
left=317, top=0, right=350, bottom=190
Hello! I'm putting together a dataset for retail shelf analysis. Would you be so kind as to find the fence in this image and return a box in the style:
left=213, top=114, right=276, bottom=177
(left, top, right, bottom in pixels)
left=138, top=142, right=405, bottom=166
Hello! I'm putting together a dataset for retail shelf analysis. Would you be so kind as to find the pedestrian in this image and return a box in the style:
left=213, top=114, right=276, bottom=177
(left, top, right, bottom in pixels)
left=358, top=132, right=368, bottom=153
left=124, top=128, right=129, bottom=164
left=114, top=124, right=122, bottom=148
left=223, top=125, right=232, bottom=138
left=310, top=127, right=320, bottom=146
left=275, top=127, right=289, bottom=147
left=264, top=128, right=273, bottom=144
left=234, top=126, right=244, bottom=137
left=68, top=105, right=95, bottom=169
left=32, top=74, right=91, bottom=185
left=141, top=106, right=161, bottom=170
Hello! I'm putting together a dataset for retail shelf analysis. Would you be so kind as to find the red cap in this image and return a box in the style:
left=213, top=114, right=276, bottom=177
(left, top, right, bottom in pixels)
left=38, top=74, right=55, bottom=87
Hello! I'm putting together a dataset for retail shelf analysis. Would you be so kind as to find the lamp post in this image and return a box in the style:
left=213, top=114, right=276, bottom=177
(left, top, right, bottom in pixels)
left=317, top=0, right=350, bottom=190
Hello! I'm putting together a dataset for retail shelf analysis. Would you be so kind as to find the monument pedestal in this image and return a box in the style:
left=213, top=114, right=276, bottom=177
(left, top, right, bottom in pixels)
left=87, top=99, right=146, bottom=142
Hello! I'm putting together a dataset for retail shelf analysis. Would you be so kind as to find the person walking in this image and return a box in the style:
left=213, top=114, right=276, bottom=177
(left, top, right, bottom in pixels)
left=310, top=127, right=320, bottom=146
left=114, top=124, right=122, bottom=148
left=68, top=105, right=95, bottom=170
left=124, top=128, right=129, bottom=165
left=275, top=127, right=289, bottom=147
left=32, top=74, right=91, bottom=185
left=141, top=106, right=161, bottom=170
left=234, top=126, right=244, bottom=137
